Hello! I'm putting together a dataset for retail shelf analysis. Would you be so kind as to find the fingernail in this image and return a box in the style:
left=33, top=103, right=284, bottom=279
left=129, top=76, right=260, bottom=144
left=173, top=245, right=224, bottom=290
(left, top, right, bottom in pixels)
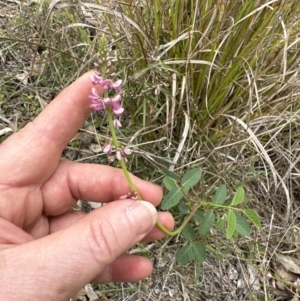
left=126, top=201, right=157, bottom=236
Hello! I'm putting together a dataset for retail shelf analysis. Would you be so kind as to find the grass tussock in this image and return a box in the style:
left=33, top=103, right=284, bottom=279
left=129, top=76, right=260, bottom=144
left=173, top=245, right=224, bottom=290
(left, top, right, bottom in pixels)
left=1, top=0, right=300, bottom=299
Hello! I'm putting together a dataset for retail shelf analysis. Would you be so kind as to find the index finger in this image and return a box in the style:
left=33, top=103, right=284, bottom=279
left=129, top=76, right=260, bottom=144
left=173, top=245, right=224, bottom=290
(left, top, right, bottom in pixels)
left=0, top=71, right=102, bottom=185
left=33, top=71, right=101, bottom=152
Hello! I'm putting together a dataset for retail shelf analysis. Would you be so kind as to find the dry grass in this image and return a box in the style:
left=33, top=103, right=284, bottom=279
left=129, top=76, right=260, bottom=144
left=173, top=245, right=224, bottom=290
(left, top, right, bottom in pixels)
left=1, top=0, right=300, bottom=300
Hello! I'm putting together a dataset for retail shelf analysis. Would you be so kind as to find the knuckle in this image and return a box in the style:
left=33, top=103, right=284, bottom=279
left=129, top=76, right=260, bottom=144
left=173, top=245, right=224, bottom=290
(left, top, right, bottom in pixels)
left=87, top=217, right=121, bottom=265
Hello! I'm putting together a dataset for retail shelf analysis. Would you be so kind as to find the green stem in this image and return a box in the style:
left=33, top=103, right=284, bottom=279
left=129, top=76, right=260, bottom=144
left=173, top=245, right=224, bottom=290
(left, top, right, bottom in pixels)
left=107, top=109, right=197, bottom=236
left=155, top=203, right=202, bottom=236
left=107, top=109, right=140, bottom=197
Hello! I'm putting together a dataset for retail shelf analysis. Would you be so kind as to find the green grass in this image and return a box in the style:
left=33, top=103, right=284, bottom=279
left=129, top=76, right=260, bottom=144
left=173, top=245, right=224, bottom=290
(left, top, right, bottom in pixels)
left=1, top=0, right=300, bottom=299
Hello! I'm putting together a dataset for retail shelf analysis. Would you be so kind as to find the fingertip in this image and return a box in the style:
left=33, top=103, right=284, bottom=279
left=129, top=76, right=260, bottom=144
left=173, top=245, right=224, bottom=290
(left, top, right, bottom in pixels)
left=142, top=211, right=175, bottom=242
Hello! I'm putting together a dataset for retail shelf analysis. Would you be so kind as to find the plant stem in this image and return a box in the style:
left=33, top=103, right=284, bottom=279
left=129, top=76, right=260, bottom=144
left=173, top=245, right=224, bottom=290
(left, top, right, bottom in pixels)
left=155, top=203, right=202, bottom=236
left=107, top=109, right=141, bottom=197
left=107, top=109, right=198, bottom=236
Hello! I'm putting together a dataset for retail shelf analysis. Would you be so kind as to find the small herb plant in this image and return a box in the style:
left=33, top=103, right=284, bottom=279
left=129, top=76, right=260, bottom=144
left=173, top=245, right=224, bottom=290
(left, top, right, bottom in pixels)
left=161, top=170, right=261, bottom=265
left=89, top=35, right=261, bottom=266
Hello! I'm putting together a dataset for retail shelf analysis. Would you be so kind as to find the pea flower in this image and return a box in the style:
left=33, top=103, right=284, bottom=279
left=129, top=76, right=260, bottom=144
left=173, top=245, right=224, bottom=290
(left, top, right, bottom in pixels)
left=89, top=74, right=124, bottom=126
left=89, top=72, right=130, bottom=161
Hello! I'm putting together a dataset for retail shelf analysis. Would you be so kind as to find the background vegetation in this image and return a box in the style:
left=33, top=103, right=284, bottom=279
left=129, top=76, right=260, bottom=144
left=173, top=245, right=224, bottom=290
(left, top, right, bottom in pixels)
left=1, top=0, right=300, bottom=300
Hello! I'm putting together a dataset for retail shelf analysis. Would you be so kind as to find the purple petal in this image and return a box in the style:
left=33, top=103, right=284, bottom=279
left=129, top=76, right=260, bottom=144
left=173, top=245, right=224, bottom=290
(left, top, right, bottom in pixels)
left=123, top=147, right=131, bottom=156
left=90, top=74, right=97, bottom=84
left=103, top=79, right=113, bottom=86
left=108, top=155, right=116, bottom=163
left=103, top=144, right=112, bottom=154
left=112, top=79, right=122, bottom=91
left=90, top=103, right=104, bottom=111
left=111, top=94, right=122, bottom=102
left=116, top=150, right=122, bottom=161
left=90, top=73, right=103, bottom=84
left=88, top=95, right=100, bottom=100
left=103, top=97, right=112, bottom=104
left=113, top=106, right=124, bottom=116
left=91, top=87, right=100, bottom=97
left=113, top=119, right=122, bottom=128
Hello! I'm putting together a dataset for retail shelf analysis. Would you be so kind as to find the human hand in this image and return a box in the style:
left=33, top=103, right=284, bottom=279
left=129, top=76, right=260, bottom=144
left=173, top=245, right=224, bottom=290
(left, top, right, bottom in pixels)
left=0, top=72, right=174, bottom=301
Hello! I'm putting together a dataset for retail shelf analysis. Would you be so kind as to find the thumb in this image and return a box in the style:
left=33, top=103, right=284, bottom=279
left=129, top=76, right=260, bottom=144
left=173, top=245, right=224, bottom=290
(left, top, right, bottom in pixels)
left=0, top=200, right=157, bottom=301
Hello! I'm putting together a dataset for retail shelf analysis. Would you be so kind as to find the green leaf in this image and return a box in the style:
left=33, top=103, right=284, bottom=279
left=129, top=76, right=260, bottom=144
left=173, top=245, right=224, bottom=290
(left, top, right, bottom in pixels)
left=226, top=209, right=236, bottom=239
left=198, top=210, right=215, bottom=235
left=163, top=176, right=178, bottom=191
left=216, top=218, right=225, bottom=230
left=181, top=168, right=202, bottom=192
left=231, top=187, right=245, bottom=206
left=212, top=185, right=227, bottom=205
left=243, top=209, right=261, bottom=228
left=193, top=210, right=205, bottom=223
left=233, top=230, right=239, bottom=238
left=178, top=201, right=190, bottom=214
left=192, top=243, right=206, bottom=264
left=181, top=224, right=195, bottom=242
left=161, top=188, right=184, bottom=210
left=176, top=245, right=194, bottom=265
left=235, top=213, right=250, bottom=236
left=164, top=170, right=177, bottom=180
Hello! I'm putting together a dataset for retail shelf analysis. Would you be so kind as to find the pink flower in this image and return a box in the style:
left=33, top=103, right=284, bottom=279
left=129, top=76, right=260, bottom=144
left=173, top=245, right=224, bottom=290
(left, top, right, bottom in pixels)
left=111, top=94, right=122, bottom=102
left=123, top=147, right=131, bottom=155
left=103, top=143, right=112, bottom=154
left=113, top=106, right=124, bottom=116
left=116, top=150, right=122, bottom=161
left=102, top=79, right=113, bottom=87
left=119, top=191, right=138, bottom=200
left=89, top=87, right=101, bottom=100
left=112, top=79, right=122, bottom=92
left=103, top=97, right=112, bottom=105
left=113, top=119, right=122, bottom=128
left=90, top=73, right=103, bottom=85
left=294, top=278, right=300, bottom=286
left=108, top=155, right=115, bottom=163
left=89, top=74, right=125, bottom=119
left=114, top=147, right=132, bottom=162
left=90, top=99, right=105, bottom=111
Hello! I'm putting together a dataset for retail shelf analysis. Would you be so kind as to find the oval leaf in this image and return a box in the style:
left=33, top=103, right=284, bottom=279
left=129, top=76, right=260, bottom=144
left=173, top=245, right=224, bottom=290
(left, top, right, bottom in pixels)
left=231, top=187, right=245, bottom=206
left=193, top=210, right=205, bottom=223
left=243, top=209, right=261, bottom=228
left=192, top=243, right=206, bottom=264
left=161, top=188, right=184, bottom=210
left=182, top=224, right=195, bottom=242
left=235, top=213, right=250, bottom=236
left=164, top=170, right=177, bottom=180
left=163, top=176, right=178, bottom=191
left=198, top=210, right=215, bottom=235
left=176, top=245, right=194, bottom=265
left=178, top=201, right=190, bottom=214
left=226, top=209, right=236, bottom=239
left=212, top=185, right=227, bottom=205
left=181, top=168, right=202, bottom=192
left=216, top=218, right=225, bottom=230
